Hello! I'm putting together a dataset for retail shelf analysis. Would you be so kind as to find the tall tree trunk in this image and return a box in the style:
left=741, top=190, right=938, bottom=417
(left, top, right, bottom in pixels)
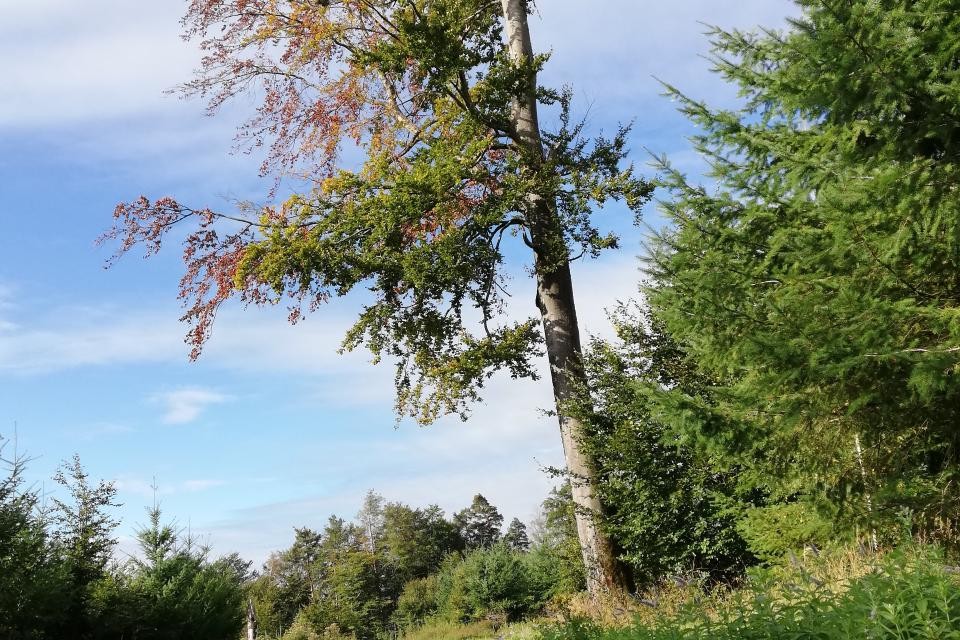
left=500, top=0, right=632, bottom=596
left=246, top=598, right=258, bottom=640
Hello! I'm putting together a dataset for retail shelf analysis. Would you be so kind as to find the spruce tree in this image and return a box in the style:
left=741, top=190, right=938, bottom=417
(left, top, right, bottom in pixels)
left=51, top=455, right=120, bottom=636
left=649, top=0, right=960, bottom=544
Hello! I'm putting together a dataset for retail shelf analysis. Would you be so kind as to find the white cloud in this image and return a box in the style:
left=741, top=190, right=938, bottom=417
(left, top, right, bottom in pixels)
left=115, top=475, right=225, bottom=499
left=0, top=1, right=195, bottom=128
left=0, top=301, right=351, bottom=377
left=151, top=387, right=232, bottom=425
left=67, top=422, right=135, bottom=441
left=0, top=315, right=182, bottom=375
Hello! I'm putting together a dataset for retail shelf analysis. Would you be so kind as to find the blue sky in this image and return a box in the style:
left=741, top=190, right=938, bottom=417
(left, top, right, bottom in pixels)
left=0, top=0, right=796, bottom=563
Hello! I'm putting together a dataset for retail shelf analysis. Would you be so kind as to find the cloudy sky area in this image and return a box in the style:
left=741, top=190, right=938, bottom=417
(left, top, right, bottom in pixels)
left=0, top=0, right=796, bottom=563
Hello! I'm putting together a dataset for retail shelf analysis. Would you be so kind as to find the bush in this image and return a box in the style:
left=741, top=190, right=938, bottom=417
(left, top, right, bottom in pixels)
left=429, top=544, right=551, bottom=624
left=459, top=543, right=530, bottom=621
left=576, top=311, right=754, bottom=585
left=282, top=614, right=356, bottom=640
left=395, top=575, right=441, bottom=629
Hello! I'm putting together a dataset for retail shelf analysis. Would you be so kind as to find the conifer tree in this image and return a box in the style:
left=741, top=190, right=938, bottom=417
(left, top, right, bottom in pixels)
left=52, top=455, right=120, bottom=636
left=503, top=517, right=530, bottom=552
left=454, top=494, right=503, bottom=550
left=104, top=0, right=649, bottom=593
left=0, top=444, right=66, bottom=637
left=649, top=0, right=960, bottom=544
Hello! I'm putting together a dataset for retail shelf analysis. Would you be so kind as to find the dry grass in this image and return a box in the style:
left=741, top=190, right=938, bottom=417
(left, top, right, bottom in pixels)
left=542, top=543, right=887, bottom=630
left=400, top=620, right=494, bottom=640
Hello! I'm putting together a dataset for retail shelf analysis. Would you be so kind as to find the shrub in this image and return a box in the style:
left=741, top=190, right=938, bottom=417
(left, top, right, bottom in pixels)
left=430, top=544, right=547, bottom=624
left=395, top=575, right=441, bottom=629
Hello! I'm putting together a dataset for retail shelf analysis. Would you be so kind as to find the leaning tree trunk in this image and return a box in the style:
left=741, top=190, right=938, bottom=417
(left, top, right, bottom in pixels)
left=501, top=0, right=632, bottom=596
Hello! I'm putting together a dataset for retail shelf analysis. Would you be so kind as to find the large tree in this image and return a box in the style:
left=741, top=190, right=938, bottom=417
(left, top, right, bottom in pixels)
left=454, top=494, right=503, bottom=550
left=648, top=0, right=960, bottom=546
left=105, top=0, right=648, bottom=593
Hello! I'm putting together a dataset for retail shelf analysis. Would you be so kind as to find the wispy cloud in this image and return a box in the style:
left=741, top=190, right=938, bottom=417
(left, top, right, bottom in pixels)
left=151, top=387, right=232, bottom=425
left=202, top=461, right=561, bottom=565
left=115, top=475, right=226, bottom=499
left=0, top=1, right=194, bottom=128
left=0, top=315, right=182, bottom=375
left=0, top=303, right=351, bottom=377
left=67, top=422, right=135, bottom=441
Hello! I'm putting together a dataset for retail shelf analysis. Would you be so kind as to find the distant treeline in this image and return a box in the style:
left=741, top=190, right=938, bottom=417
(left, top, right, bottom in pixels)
left=246, top=488, right=585, bottom=639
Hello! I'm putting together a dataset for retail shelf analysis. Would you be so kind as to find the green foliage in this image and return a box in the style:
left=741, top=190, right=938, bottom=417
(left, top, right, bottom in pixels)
left=577, top=307, right=753, bottom=584
left=427, top=542, right=571, bottom=627
left=112, top=505, right=246, bottom=640
left=504, top=518, right=531, bottom=552
left=736, top=501, right=835, bottom=562
left=537, top=545, right=960, bottom=640
left=0, top=447, right=245, bottom=640
left=396, top=575, right=442, bottom=630
left=530, top=484, right=586, bottom=596
left=282, top=615, right=357, bottom=640
left=251, top=498, right=475, bottom=640
left=51, top=454, right=121, bottom=636
left=457, top=543, right=531, bottom=621
left=251, top=489, right=579, bottom=638
left=646, top=0, right=960, bottom=548
left=0, top=445, right=68, bottom=639
left=381, top=502, right=465, bottom=582
left=455, top=494, right=504, bottom=550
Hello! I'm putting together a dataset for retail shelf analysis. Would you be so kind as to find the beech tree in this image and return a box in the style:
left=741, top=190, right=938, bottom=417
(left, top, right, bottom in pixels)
left=104, top=0, right=649, bottom=593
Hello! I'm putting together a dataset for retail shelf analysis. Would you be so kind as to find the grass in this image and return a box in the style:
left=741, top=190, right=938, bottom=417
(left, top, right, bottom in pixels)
left=538, top=544, right=960, bottom=639
left=400, top=620, right=496, bottom=640
left=400, top=619, right=543, bottom=640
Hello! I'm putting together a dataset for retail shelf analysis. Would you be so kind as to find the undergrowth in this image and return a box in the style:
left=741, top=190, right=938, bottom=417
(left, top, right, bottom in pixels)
left=538, top=545, right=960, bottom=639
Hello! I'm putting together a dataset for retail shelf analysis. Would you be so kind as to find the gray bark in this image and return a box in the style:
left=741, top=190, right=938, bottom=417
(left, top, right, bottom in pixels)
left=500, top=0, right=631, bottom=596
left=246, top=598, right=257, bottom=640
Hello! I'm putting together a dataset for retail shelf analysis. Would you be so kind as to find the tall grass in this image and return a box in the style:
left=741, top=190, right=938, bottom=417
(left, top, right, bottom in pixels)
left=538, top=545, right=960, bottom=639
left=400, top=620, right=495, bottom=640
